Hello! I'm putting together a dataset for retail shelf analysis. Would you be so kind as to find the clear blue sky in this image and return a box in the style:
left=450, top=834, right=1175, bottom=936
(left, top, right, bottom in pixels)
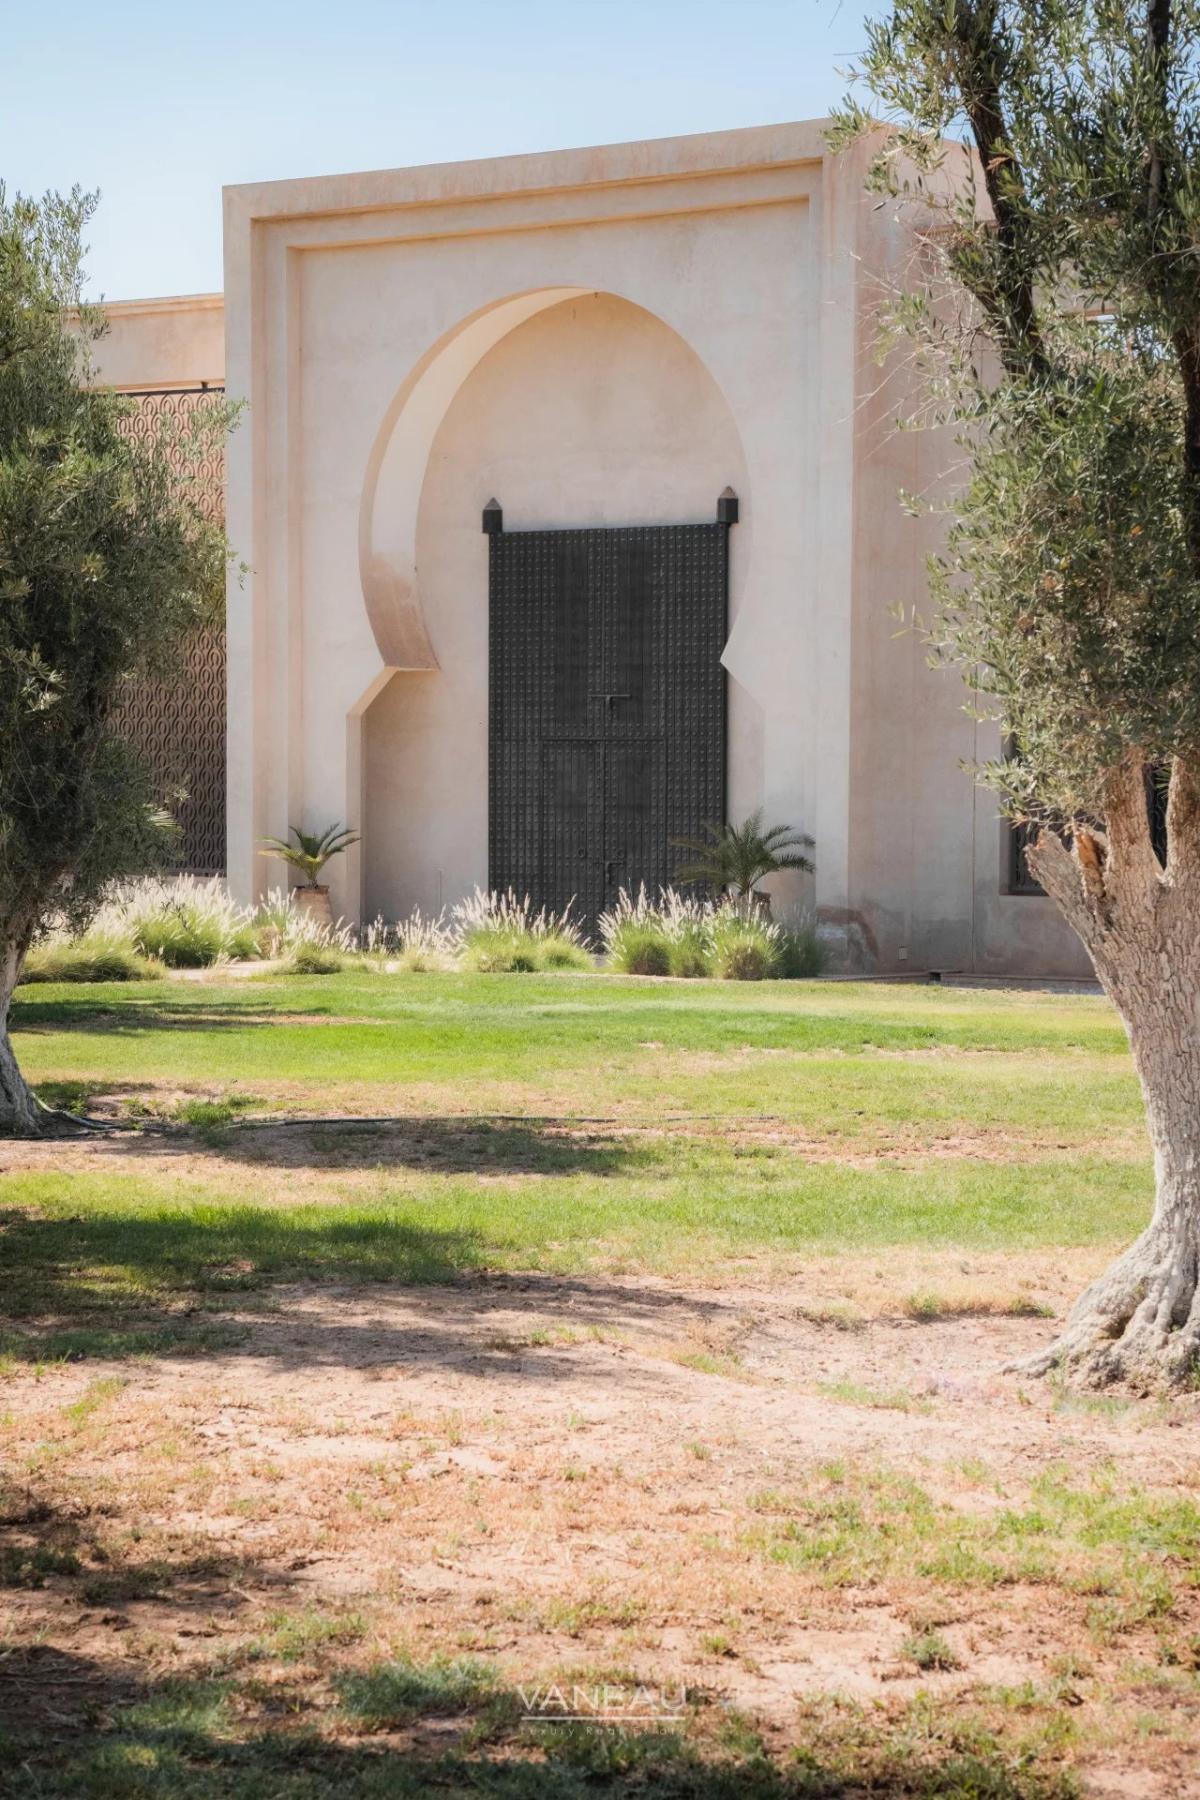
left=2, top=0, right=873, bottom=300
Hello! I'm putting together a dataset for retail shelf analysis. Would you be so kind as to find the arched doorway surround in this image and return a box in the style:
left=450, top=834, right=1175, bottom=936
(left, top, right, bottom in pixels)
left=348, top=286, right=753, bottom=924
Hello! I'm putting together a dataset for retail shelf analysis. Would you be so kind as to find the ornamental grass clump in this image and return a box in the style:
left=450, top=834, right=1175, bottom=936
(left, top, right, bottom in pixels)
left=361, top=909, right=456, bottom=973
left=17, top=879, right=358, bottom=985
left=119, top=877, right=259, bottom=968
left=451, top=888, right=591, bottom=973
left=600, top=886, right=821, bottom=981
left=248, top=889, right=298, bottom=959
left=607, top=918, right=673, bottom=976
left=600, top=887, right=703, bottom=976
left=19, top=927, right=162, bottom=985
left=286, top=940, right=352, bottom=976
left=667, top=921, right=712, bottom=979
left=775, top=918, right=825, bottom=979
left=707, top=909, right=783, bottom=981
left=658, top=888, right=719, bottom=977
left=254, top=888, right=355, bottom=961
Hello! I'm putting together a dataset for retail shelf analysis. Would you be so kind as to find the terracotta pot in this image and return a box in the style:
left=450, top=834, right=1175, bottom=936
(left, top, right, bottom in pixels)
left=293, top=885, right=333, bottom=930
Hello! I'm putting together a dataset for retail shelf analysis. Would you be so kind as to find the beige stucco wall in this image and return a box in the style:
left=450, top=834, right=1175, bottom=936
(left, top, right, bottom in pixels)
left=224, top=124, right=826, bottom=937
left=363, top=292, right=750, bottom=922
left=221, top=121, right=1092, bottom=977
left=88, top=295, right=224, bottom=391
left=839, top=170, right=1090, bottom=978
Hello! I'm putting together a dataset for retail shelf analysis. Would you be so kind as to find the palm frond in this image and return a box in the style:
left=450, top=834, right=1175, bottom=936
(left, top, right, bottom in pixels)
left=670, top=811, right=815, bottom=897
left=259, top=822, right=360, bottom=884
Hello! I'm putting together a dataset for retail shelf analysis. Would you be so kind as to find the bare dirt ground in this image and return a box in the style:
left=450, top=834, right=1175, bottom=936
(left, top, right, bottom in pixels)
left=1, top=1107, right=1153, bottom=1177
left=4, top=1258, right=1200, bottom=1795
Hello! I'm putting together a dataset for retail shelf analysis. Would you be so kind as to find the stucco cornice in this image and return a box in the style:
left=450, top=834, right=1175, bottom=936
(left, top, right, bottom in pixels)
left=222, top=120, right=832, bottom=228
left=98, top=293, right=224, bottom=318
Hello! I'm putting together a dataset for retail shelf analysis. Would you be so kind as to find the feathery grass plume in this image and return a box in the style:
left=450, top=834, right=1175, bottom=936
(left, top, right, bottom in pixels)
left=600, top=886, right=822, bottom=980
left=707, top=909, right=783, bottom=981
left=451, top=888, right=591, bottom=973
left=22, top=877, right=361, bottom=981
left=113, top=877, right=258, bottom=968
left=19, top=926, right=162, bottom=984
left=251, top=887, right=355, bottom=959
left=599, top=885, right=678, bottom=975
left=361, top=909, right=456, bottom=972
left=285, top=941, right=352, bottom=976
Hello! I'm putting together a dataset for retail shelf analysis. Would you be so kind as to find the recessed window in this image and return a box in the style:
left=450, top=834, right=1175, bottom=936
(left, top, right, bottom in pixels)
left=1007, top=819, right=1044, bottom=896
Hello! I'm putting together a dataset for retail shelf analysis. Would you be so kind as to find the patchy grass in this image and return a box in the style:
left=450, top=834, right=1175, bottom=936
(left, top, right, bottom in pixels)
left=905, top=1289, right=1056, bottom=1322
left=0, top=1655, right=1089, bottom=1797
left=0, top=1153, right=1151, bottom=1360
left=901, top=1628, right=963, bottom=1672
left=742, top=1463, right=1200, bottom=1612
left=0, top=1319, right=246, bottom=1365
left=0, top=975, right=1153, bottom=1366
left=2, top=971, right=1193, bottom=1794
left=265, top=1605, right=369, bottom=1662
left=0, top=1541, right=83, bottom=1586
left=337, top=1651, right=505, bottom=1727
left=815, top=1379, right=933, bottom=1413
left=2, top=1304, right=1198, bottom=1793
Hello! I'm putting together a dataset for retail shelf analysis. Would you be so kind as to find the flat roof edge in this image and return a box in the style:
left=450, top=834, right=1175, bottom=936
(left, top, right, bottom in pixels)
left=97, top=293, right=225, bottom=317
left=222, top=119, right=833, bottom=223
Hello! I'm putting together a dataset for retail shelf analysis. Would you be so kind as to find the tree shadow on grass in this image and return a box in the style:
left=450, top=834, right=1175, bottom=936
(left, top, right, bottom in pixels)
left=10, top=994, right=358, bottom=1035
left=0, top=1198, right=737, bottom=1374
left=0, top=1641, right=1074, bottom=1799
left=107, top=1115, right=650, bottom=1178
left=0, top=1204, right=482, bottom=1338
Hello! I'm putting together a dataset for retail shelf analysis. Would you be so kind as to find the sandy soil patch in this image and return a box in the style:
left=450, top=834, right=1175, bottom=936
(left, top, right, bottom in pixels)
left=3, top=1267, right=1199, bottom=1793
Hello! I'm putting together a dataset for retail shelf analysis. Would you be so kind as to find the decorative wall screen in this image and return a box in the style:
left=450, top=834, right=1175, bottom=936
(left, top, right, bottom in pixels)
left=112, top=387, right=226, bottom=875
left=489, top=520, right=729, bottom=927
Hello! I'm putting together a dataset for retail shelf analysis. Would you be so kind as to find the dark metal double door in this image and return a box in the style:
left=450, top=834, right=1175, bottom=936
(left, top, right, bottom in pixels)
left=489, top=523, right=728, bottom=928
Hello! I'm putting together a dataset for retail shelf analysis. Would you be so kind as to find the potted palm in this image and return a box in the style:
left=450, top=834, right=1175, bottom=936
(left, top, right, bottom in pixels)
left=672, top=810, right=814, bottom=917
left=260, top=824, right=360, bottom=931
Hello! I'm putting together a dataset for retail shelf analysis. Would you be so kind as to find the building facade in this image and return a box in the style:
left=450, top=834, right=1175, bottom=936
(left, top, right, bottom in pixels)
left=92, top=122, right=1091, bottom=978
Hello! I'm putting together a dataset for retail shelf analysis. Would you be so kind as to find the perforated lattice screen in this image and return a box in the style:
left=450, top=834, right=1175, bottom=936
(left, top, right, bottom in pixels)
left=112, top=388, right=226, bottom=875
left=489, top=523, right=728, bottom=927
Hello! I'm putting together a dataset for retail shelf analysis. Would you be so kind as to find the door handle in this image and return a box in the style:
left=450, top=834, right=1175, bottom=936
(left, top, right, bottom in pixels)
left=589, top=692, right=632, bottom=715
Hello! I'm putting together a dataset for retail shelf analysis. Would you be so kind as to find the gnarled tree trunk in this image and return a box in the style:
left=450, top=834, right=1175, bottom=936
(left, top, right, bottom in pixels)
left=0, top=933, right=41, bottom=1137
left=1021, top=754, right=1200, bottom=1390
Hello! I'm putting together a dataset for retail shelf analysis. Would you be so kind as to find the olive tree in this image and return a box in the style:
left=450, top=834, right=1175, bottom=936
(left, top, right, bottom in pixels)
left=0, top=187, right=226, bottom=1134
left=833, top=0, right=1200, bottom=1386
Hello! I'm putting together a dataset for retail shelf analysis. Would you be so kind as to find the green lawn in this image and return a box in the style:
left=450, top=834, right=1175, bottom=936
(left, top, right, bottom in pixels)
left=1, top=971, right=1152, bottom=1355
left=12, top=971, right=1133, bottom=1139
left=2, top=972, right=1186, bottom=1800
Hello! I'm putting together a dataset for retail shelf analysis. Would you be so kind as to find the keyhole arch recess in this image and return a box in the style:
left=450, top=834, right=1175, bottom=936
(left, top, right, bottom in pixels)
left=356, top=285, right=751, bottom=673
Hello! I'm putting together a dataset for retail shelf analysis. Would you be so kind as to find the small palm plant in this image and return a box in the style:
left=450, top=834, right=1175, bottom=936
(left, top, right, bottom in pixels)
left=672, top=810, right=814, bottom=915
left=260, top=823, right=360, bottom=888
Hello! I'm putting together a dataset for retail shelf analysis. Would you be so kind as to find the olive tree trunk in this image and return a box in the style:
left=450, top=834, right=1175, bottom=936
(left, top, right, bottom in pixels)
left=1020, top=755, right=1200, bottom=1389
left=0, top=933, right=41, bottom=1137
